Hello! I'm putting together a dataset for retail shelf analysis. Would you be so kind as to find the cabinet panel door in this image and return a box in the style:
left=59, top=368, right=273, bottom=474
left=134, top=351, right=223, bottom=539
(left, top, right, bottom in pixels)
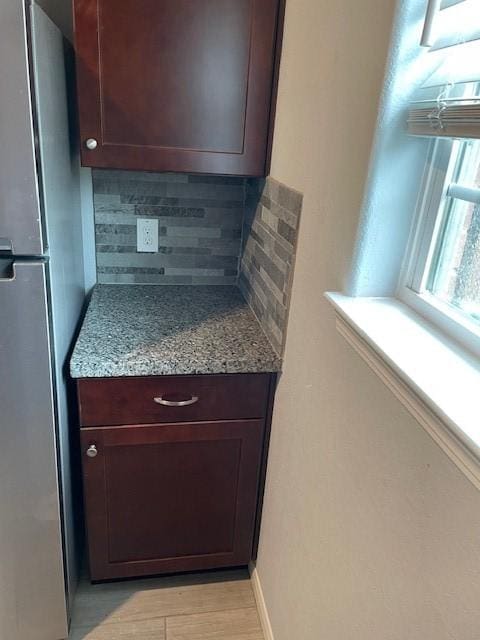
left=81, top=420, right=264, bottom=580
left=74, top=0, right=281, bottom=176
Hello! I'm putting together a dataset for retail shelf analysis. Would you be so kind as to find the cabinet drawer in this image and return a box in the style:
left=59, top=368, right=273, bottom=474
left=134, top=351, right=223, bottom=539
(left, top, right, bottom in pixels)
left=77, top=374, right=272, bottom=427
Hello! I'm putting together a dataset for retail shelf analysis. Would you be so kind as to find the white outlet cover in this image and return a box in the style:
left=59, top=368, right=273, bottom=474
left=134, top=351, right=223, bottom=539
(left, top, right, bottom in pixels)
left=137, top=218, right=159, bottom=253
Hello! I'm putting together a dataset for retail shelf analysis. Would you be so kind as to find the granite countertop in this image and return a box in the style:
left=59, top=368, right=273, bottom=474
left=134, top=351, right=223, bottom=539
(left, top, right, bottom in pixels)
left=70, top=285, right=282, bottom=378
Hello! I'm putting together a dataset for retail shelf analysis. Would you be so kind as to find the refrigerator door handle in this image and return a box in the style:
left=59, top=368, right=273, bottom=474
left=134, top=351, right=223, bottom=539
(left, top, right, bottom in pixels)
left=0, top=238, right=13, bottom=252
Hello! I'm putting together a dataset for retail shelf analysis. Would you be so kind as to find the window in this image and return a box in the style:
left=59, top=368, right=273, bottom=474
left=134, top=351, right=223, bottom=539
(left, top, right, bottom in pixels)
left=426, top=141, right=480, bottom=321
left=326, top=0, right=480, bottom=480
left=400, top=139, right=480, bottom=356
left=398, top=0, right=480, bottom=358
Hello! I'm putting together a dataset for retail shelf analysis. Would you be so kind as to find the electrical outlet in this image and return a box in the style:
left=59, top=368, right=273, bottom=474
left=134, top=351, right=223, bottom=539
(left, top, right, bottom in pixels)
left=137, top=218, right=159, bottom=253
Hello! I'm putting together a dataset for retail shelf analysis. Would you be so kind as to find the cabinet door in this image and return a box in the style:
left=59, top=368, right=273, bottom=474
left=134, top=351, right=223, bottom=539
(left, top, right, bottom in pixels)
left=73, top=0, right=282, bottom=176
left=81, top=420, right=264, bottom=580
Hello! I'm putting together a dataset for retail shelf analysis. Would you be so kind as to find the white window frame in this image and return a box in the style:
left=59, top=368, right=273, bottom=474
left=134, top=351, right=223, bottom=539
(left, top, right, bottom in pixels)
left=398, top=137, right=480, bottom=359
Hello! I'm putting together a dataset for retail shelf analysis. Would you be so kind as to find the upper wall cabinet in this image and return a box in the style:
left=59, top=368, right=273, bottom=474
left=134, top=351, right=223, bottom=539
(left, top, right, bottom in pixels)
left=73, top=0, right=285, bottom=176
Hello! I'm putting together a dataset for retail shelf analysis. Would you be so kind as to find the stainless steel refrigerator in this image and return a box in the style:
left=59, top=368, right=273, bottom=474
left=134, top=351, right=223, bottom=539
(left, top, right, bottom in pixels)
left=0, top=2, right=86, bottom=638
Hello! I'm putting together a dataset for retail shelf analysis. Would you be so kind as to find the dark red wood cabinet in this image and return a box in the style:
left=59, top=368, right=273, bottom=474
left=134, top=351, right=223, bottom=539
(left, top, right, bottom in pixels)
left=77, top=374, right=275, bottom=581
left=73, top=0, right=285, bottom=176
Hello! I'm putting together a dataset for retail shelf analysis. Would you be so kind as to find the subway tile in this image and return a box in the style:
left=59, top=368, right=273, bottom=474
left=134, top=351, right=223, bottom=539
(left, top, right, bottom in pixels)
left=93, top=194, right=122, bottom=205
left=96, top=245, right=137, bottom=253
left=265, top=178, right=280, bottom=205
left=121, top=195, right=243, bottom=209
left=166, top=182, right=244, bottom=201
left=194, top=255, right=238, bottom=269
left=101, top=180, right=169, bottom=197
left=95, top=223, right=136, bottom=235
left=277, top=219, right=297, bottom=246
left=197, top=237, right=240, bottom=248
left=269, top=200, right=300, bottom=228
left=95, top=231, right=137, bottom=244
left=266, top=300, right=287, bottom=332
left=157, top=236, right=201, bottom=248
left=249, top=277, right=268, bottom=308
left=277, top=183, right=292, bottom=209
left=172, top=247, right=211, bottom=256
left=254, top=245, right=285, bottom=291
left=256, top=262, right=284, bottom=306
left=259, top=193, right=272, bottom=211
left=121, top=195, right=178, bottom=206
left=135, top=205, right=205, bottom=218
left=261, top=206, right=278, bottom=233
left=136, top=275, right=194, bottom=284
left=95, top=212, right=138, bottom=225
left=249, top=292, right=267, bottom=324
left=151, top=213, right=242, bottom=229
left=164, top=268, right=226, bottom=277
left=97, top=266, right=165, bottom=275
left=274, top=240, right=291, bottom=264
left=166, top=227, right=222, bottom=239
left=211, top=245, right=242, bottom=257
left=250, top=253, right=261, bottom=273
left=96, top=253, right=164, bottom=269
left=97, top=273, right=195, bottom=285
left=264, top=244, right=288, bottom=275
left=252, top=226, right=277, bottom=260
left=203, top=209, right=244, bottom=225
left=266, top=176, right=302, bottom=214
left=94, top=204, right=136, bottom=215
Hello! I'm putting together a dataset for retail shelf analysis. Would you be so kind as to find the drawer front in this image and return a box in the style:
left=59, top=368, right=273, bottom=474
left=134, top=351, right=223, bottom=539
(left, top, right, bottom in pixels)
left=77, top=374, right=272, bottom=427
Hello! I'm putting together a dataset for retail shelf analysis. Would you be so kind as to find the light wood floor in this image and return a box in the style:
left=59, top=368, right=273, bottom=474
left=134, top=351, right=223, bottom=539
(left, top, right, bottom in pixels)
left=68, top=569, right=265, bottom=640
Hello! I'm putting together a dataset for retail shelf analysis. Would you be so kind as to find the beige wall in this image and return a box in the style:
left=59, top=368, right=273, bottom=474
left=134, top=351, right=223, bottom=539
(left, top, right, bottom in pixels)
left=257, top=1, right=480, bottom=638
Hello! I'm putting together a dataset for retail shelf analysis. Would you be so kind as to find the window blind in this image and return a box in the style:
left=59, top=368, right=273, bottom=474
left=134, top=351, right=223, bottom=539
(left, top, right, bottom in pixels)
left=408, top=1, right=480, bottom=139
left=408, top=99, right=480, bottom=138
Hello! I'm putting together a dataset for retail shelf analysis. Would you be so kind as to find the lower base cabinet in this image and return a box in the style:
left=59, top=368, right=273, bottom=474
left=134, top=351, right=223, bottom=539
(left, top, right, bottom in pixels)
left=77, top=374, right=275, bottom=581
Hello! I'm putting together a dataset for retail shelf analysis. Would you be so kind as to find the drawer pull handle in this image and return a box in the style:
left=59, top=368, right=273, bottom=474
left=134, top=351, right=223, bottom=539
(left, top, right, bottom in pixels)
left=154, top=395, right=199, bottom=407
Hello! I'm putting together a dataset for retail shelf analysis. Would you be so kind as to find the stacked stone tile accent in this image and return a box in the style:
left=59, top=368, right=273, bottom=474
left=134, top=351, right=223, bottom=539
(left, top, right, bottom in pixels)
left=239, top=177, right=302, bottom=356
left=93, top=170, right=245, bottom=285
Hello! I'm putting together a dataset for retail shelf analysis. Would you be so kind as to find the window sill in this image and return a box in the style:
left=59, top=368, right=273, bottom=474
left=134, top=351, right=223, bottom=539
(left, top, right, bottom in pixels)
left=325, top=292, right=480, bottom=490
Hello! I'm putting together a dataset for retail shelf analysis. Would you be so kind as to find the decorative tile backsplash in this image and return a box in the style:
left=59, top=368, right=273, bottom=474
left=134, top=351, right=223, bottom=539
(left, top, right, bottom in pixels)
left=93, top=170, right=245, bottom=285
left=92, top=169, right=301, bottom=357
left=239, top=177, right=303, bottom=356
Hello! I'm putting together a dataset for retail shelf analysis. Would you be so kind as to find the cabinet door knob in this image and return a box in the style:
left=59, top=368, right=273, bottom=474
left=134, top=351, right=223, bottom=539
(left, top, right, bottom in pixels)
left=85, top=138, right=98, bottom=150
left=86, top=444, right=98, bottom=458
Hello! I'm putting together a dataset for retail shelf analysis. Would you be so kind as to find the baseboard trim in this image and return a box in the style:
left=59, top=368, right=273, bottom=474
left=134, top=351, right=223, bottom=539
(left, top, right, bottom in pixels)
left=249, top=563, right=274, bottom=640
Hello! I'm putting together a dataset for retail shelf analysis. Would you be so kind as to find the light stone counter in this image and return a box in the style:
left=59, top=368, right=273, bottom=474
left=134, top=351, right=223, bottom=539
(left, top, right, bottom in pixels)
left=70, top=285, right=281, bottom=378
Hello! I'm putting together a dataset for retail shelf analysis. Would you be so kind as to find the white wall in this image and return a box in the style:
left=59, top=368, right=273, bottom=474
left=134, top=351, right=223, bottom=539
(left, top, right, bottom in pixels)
left=256, top=1, right=480, bottom=638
